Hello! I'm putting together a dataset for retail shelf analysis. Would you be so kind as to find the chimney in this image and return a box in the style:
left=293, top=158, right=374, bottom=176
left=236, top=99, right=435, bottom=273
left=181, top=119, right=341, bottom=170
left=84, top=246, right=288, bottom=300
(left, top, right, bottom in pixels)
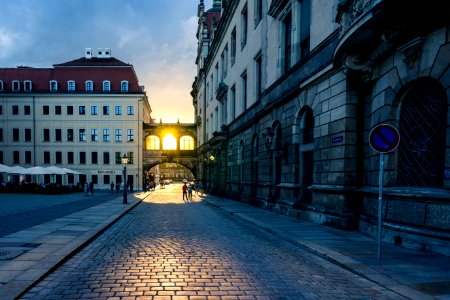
left=85, top=48, right=93, bottom=59
left=97, top=48, right=111, bottom=59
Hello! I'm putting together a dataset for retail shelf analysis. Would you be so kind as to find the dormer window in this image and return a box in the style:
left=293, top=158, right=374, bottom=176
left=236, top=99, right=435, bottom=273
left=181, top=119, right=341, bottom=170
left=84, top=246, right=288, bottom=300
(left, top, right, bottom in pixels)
left=121, top=81, right=129, bottom=92
left=50, top=80, right=58, bottom=91
left=24, top=80, right=32, bottom=91
left=12, top=80, right=20, bottom=91
left=103, top=80, right=111, bottom=92
left=0, top=80, right=3, bottom=91
left=85, top=80, right=93, bottom=91
left=68, top=80, right=75, bottom=91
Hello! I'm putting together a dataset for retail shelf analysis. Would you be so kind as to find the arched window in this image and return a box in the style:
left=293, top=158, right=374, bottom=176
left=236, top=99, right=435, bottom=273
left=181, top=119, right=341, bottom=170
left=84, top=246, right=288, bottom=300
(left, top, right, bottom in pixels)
left=162, top=134, right=177, bottom=150
left=49, top=80, right=58, bottom=91
left=398, top=79, right=447, bottom=187
left=180, top=136, right=194, bottom=150
left=146, top=135, right=160, bottom=150
left=103, top=81, right=111, bottom=92
left=67, top=80, right=75, bottom=91
left=85, top=80, right=93, bottom=91
left=121, top=81, right=129, bottom=92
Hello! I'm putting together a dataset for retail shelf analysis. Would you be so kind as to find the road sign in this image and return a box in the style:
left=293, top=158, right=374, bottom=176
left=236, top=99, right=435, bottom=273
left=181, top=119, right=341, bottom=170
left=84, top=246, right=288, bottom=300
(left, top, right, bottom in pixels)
left=369, top=124, right=400, bottom=153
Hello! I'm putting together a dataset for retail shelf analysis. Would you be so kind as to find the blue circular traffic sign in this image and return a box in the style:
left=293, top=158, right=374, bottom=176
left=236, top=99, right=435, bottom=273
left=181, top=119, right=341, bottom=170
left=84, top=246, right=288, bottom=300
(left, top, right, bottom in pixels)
left=369, top=124, right=400, bottom=153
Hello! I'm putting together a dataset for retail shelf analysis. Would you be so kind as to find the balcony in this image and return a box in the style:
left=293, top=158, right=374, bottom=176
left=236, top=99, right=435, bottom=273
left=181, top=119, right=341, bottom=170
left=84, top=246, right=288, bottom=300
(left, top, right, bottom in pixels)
left=334, top=0, right=450, bottom=68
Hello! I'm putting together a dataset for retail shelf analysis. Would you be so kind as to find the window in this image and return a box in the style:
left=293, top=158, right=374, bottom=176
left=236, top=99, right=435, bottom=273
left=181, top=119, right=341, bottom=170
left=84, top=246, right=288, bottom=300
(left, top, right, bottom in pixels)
left=104, top=175, right=110, bottom=184
left=13, top=151, right=20, bottom=164
left=55, top=129, right=62, bottom=141
left=215, top=64, right=219, bottom=90
left=127, top=129, right=134, bottom=142
left=67, top=129, right=74, bottom=141
left=12, top=105, right=19, bottom=115
left=0, top=81, right=3, bottom=91
left=85, top=80, right=93, bottom=91
left=115, top=152, right=122, bottom=164
left=13, top=128, right=19, bottom=141
left=12, top=80, right=20, bottom=91
left=241, top=71, right=247, bottom=113
left=146, top=135, right=160, bottom=150
left=127, top=106, right=134, bottom=115
left=103, top=129, right=110, bottom=141
left=25, top=128, right=31, bottom=141
left=255, top=53, right=262, bottom=99
left=127, top=152, right=134, bottom=164
left=222, top=98, right=228, bottom=125
left=79, top=106, right=85, bottom=115
left=91, top=106, right=98, bottom=115
left=25, top=151, right=31, bottom=164
left=255, top=0, right=262, bottom=26
left=91, top=152, right=98, bottom=164
left=24, top=105, right=31, bottom=115
left=56, top=151, right=62, bottom=164
left=24, top=80, right=32, bottom=91
left=0, top=151, right=2, bottom=164
left=0, top=128, right=2, bottom=141
left=299, top=0, right=311, bottom=59
left=103, top=152, right=110, bottom=164
left=115, top=129, right=122, bottom=142
left=91, top=129, right=98, bottom=141
left=68, top=80, right=75, bottom=91
left=44, top=151, right=50, bottom=164
left=230, top=84, right=236, bottom=120
left=92, top=175, right=98, bottom=184
left=283, top=12, right=292, bottom=72
left=50, top=80, right=58, bottom=91
left=79, top=152, right=86, bottom=164
left=103, top=106, right=110, bottom=115
left=180, top=136, right=194, bottom=150
left=55, top=105, right=62, bottom=115
left=103, top=81, right=111, bottom=92
left=0, top=105, right=2, bottom=115
left=42, top=105, right=49, bottom=115
left=115, top=106, right=122, bottom=115
left=67, top=152, right=74, bottom=164
left=241, top=5, right=248, bottom=49
left=68, top=174, right=74, bottom=184
left=67, top=105, right=74, bottom=115
left=231, top=27, right=236, bottom=65
left=121, top=81, right=129, bottom=92
left=79, top=129, right=86, bottom=141
left=221, top=45, right=228, bottom=80
left=43, top=129, right=50, bottom=141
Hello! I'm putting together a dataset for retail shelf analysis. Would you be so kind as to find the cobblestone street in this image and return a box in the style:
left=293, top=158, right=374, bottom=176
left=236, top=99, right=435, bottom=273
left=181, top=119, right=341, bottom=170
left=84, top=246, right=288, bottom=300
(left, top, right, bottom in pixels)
left=22, top=185, right=402, bottom=299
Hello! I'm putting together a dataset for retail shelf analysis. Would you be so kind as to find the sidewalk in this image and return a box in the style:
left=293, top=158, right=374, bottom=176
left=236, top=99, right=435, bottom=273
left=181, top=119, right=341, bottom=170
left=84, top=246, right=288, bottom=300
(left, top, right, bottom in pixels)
left=0, top=192, right=148, bottom=300
left=200, top=194, right=450, bottom=300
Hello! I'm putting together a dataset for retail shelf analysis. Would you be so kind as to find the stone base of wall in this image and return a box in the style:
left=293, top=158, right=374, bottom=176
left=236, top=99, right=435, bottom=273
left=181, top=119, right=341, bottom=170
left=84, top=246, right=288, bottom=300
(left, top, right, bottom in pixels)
left=359, top=216, right=450, bottom=257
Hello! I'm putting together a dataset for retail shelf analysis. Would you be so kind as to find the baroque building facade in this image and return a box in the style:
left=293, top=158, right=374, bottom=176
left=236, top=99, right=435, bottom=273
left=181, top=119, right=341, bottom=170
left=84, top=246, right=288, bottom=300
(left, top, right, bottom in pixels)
left=0, top=48, right=152, bottom=190
left=192, top=0, right=450, bottom=255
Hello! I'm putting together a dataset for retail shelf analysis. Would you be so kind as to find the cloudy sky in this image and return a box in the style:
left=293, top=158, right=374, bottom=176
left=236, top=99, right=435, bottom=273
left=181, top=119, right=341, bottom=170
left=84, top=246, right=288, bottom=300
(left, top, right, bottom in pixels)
left=0, top=0, right=214, bottom=123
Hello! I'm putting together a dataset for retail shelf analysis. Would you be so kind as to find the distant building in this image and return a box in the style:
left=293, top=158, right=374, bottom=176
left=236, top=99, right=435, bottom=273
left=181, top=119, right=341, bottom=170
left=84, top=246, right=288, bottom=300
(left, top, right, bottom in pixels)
left=192, top=0, right=450, bottom=255
left=0, top=48, right=152, bottom=190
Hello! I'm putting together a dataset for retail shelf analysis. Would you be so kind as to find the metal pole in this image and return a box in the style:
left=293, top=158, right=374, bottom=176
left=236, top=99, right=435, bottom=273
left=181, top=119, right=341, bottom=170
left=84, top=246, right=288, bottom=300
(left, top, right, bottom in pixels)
left=378, top=153, right=384, bottom=260
left=123, top=166, right=128, bottom=204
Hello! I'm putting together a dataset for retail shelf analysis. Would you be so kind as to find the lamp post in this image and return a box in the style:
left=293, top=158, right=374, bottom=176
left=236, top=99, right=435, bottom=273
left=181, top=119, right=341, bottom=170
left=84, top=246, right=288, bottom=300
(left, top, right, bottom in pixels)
left=121, top=153, right=128, bottom=204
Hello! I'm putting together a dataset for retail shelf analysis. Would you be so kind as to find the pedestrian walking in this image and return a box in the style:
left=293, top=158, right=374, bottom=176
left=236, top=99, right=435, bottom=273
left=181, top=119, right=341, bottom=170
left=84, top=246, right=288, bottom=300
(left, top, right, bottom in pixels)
left=110, top=181, right=114, bottom=193
left=188, top=184, right=193, bottom=200
left=89, top=182, right=94, bottom=197
left=182, top=183, right=188, bottom=201
left=199, top=182, right=204, bottom=196
left=116, top=182, right=120, bottom=193
left=84, top=182, right=89, bottom=196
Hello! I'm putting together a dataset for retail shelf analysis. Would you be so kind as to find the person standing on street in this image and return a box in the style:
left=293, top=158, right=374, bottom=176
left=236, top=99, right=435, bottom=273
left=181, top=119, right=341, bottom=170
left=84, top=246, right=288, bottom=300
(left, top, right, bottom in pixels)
left=110, top=181, right=114, bottom=193
left=89, top=181, right=94, bottom=197
left=182, top=183, right=188, bottom=201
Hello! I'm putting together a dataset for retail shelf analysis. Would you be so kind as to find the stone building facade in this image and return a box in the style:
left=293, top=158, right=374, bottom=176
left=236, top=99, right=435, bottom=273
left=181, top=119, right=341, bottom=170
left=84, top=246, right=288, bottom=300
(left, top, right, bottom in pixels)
left=192, top=0, right=450, bottom=255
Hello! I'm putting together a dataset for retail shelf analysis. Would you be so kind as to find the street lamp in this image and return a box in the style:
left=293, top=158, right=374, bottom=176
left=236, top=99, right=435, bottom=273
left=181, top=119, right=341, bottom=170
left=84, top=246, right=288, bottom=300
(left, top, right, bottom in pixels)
left=121, top=153, right=128, bottom=204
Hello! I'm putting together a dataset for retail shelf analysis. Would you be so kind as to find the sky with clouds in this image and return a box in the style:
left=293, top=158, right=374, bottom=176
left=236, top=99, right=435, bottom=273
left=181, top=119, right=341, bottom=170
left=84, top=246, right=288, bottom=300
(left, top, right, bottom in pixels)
left=0, top=0, right=214, bottom=123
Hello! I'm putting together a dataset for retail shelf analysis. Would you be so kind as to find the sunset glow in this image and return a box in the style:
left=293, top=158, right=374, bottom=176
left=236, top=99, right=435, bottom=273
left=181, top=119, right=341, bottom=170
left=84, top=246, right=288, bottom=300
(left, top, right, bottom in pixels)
left=163, top=134, right=177, bottom=150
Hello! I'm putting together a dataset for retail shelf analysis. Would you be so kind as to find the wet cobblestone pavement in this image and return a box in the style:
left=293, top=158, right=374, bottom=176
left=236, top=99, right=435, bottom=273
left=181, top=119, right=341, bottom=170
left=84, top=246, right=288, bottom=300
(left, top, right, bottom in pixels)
left=22, top=185, right=402, bottom=299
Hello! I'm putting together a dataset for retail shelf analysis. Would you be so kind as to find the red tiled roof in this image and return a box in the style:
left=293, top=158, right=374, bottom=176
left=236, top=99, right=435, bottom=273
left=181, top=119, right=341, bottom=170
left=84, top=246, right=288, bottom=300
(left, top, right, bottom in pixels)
left=0, top=58, right=143, bottom=93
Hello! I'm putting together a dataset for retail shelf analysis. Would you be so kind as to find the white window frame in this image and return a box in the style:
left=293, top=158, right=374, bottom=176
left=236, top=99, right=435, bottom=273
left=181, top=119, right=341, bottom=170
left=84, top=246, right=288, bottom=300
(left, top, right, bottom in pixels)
left=24, top=80, right=32, bottom=91
left=67, top=80, right=75, bottom=91
left=121, top=80, right=129, bottom=92
left=103, top=129, right=110, bottom=142
left=115, top=129, right=122, bottom=142
left=12, top=80, right=20, bottom=91
left=50, top=80, right=58, bottom=91
left=85, top=80, right=93, bottom=91
left=103, top=80, right=111, bottom=92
